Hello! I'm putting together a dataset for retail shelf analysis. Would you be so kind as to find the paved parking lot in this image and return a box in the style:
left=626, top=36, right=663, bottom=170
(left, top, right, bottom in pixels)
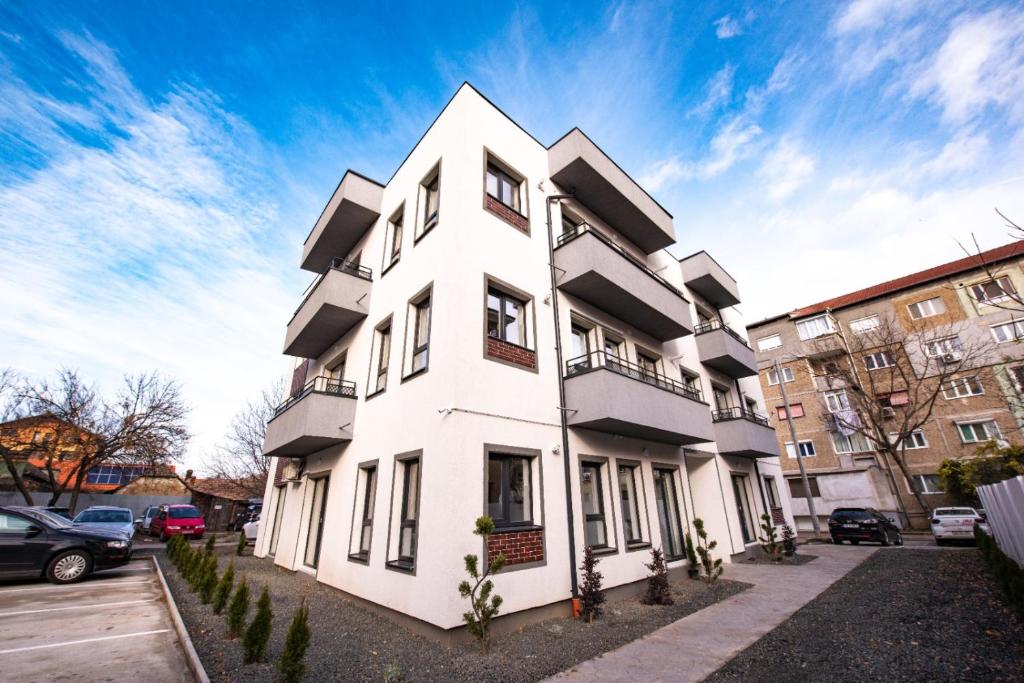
left=0, top=558, right=195, bottom=683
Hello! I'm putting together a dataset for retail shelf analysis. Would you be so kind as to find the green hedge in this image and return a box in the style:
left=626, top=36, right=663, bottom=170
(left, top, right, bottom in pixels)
left=975, top=526, right=1024, bottom=619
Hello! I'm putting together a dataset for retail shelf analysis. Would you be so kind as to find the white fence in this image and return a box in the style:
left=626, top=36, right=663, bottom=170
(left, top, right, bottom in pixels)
left=976, top=475, right=1024, bottom=566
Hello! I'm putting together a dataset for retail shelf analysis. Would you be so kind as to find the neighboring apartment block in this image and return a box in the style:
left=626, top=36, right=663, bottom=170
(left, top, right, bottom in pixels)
left=257, top=83, right=793, bottom=637
left=748, top=241, right=1024, bottom=530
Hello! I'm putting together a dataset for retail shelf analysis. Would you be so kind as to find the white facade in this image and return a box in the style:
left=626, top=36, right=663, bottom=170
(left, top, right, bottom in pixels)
left=257, top=83, right=794, bottom=633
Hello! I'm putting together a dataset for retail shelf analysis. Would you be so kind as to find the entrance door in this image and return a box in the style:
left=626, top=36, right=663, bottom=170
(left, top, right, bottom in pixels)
left=304, top=477, right=329, bottom=568
left=731, top=474, right=755, bottom=544
left=653, top=468, right=683, bottom=559
left=269, top=485, right=287, bottom=556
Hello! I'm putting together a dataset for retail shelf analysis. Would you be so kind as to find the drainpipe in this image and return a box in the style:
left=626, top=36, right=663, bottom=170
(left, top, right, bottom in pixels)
left=546, top=193, right=579, bottom=601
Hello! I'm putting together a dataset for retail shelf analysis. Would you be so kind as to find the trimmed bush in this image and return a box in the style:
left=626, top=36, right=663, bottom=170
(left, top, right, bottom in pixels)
left=693, top=518, right=723, bottom=584
left=757, top=514, right=782, bottom=562
left=277, top=599, right=311, bottom=683
left=199, top=553, right=219, bottom=604
left=641, top=547, right=673, bottom=605
left=975, top=526, right=1024, bottom=619
left=213, top=559, right=235, bottom=615
left=458, top=516, right=505, bottom=652
left=227, top=576, right=250, bottom=638
left=781, top=524, right=797, bottom=557
left=243, top=586, right=273, bottom=663
left=237, top=530, right=248, bottom=556
left=205, top=533, right=217, bottom=553
left=684, top=533, right=699, bottom=578
left=578, top=545, right=605, bottom=622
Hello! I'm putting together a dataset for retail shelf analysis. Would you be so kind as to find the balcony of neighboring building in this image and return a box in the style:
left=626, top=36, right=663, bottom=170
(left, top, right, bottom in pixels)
left=301, top=171, right=383, bottom=273
left=679, top=251, right=741, bottom=308
left=284, top=259, right=372, bottom=359
left=800, top=331, right=845, bottom=359
left=693, top=319, right=758, bottom=377
left=711, top=407, right=780, bottom=458
left=548, top=129, right=675, bottom=254
left=262, top=376, right=357, bottom=459
left=563, top=351, right=714, bottom=446
left=555, top=224, right=693, bottom=341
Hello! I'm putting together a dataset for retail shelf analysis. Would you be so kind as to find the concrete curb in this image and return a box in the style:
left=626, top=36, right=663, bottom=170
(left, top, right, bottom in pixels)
left=149, top=555, right=211, bottom=683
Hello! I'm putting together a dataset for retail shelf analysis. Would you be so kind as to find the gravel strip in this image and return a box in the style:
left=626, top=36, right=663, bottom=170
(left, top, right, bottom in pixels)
left=736, top=552, right=817, bottom=566
left=160, top=549, right=749, bottom=682
left=708, top=549, right=1024, bottom=682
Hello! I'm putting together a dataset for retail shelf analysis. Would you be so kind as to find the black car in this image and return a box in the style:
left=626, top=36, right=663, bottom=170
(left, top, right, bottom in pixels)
left=828, top=507, right=904, bottom=546
left=0, top=505, right=133, bottom=584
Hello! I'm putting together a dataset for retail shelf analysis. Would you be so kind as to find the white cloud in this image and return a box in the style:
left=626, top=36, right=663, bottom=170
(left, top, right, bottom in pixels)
left=834, top=0, right=923, bottom=35
left=714, top=15, right=742, bottom=39
left=757, top=137, right=815, bottom=200
left=920, top=130, right=990, bottom=176
left=640, top=117, right=762, bottom=191
left=690, top=63, right=735, bottom=118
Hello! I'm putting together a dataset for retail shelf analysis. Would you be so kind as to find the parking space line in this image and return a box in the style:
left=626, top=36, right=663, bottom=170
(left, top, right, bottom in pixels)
left=0, top=629, right=171, bottom=655
left=0, top=598, right=157, bottom=617
left=0, top=580, right=153, bottom=595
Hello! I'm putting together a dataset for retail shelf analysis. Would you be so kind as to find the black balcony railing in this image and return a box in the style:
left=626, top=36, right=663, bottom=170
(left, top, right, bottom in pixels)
left=295, top=258, right=373, bottom=315
left=712, top=406, right=770, bottom=427
left=565, top=350, right=703, bottom=403
left=693, top=319, right=752, bottom=349
left=273, top=375, right=356, bottom=417
left=556, top=223, right=688, bottom=301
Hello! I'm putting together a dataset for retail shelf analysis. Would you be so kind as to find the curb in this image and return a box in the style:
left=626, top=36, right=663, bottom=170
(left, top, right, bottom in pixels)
left=150, top=555, right=211, bottom=683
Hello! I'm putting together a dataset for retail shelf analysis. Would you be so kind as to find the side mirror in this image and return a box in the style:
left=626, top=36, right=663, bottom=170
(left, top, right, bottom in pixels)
left=25, top=525, right=43, bottom=538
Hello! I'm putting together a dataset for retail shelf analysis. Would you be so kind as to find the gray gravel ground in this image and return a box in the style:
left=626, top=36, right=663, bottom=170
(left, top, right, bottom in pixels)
left=159, top=549, right=748, bottom=682
left=708, top=548, right=1024, bottom=682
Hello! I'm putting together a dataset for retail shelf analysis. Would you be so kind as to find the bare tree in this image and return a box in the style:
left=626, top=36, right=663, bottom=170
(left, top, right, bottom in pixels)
left=808, top=314, right=995, bottom=524
left=0, top=368, right=35, bottom=505
left=202, top=380, right=283, bottom=498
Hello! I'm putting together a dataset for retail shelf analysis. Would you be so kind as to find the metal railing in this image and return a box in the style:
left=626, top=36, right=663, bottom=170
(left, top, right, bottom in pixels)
left=556, top=223, right=688, bottom=300
left=295, top=258, right=373, bottom=315
left=273, top=375, right=357, bottom=417
left=693, top=319, right=752, bottom=349
left=711, top=406, right=770, bottom=427
left=564, top=350, right=703, bottom=403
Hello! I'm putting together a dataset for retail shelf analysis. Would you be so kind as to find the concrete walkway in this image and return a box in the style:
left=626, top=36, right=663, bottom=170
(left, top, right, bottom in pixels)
left=550, top=543, right=878, bottom=682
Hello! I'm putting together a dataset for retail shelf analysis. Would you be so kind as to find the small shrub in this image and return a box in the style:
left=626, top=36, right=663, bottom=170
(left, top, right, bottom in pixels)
left=684, top=532, right=699, bottom=578
left=458, top=516, right=505, bottom=652
left=758, top=514, right=782, bottom=562
left=641, top=547, right=673, bottom=605
left=199, top=553, right=219, bottom=604
left=213, top=560, right=235, bottom=615
left=383, top=662, right=405, bottom=683
left=205, top=533, right=217, bottom=553
left=243, top=586, right=273, bottom=663
left=781, top=524, right=797, bottom=557
left=237, top=530, right=248, bottom=556
left=578, top=545, right=605, bottom=622
left=277, top=598, right=311, bottom=683
left=693, top=518, right=723, bottom=584
left=227, top=576, right=250, bottom=638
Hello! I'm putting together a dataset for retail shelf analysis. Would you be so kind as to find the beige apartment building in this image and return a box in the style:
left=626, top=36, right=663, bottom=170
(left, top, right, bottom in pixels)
left=748, top=241, right=1024, bottom=530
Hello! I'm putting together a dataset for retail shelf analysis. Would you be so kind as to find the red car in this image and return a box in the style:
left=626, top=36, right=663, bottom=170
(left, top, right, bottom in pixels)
left=149, top=505, right=206, bottom=542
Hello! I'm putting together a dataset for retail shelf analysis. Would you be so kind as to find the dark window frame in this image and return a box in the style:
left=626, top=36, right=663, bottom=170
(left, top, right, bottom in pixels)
left=487, top=453, right=534, bottom=529
left=386, top=453, right=422, bottom=573
left=358, top=466, right=377, bottom=559
left=617, top=463, right=645, bottom=546
left=486, top=286, right=528, bottom=347
left=303, top=475, right=330, bottom=569
left=486, top=162, right=521, bottom=213
left=580, top=461, right=609, bottom=549
left=653, top=467, right=685, bottom=560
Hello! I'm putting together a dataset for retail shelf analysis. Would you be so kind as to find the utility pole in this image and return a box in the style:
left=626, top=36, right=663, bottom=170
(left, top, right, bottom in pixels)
left=775, top=357, right=822, bottom=537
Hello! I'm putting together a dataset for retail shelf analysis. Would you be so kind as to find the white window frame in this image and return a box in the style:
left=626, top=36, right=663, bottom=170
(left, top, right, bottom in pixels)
left=796, top=314, right=834, bottom=341
left=907, top=297, right=946, bottom=320
left=956, top=420, right=1001, bottom=444
left=942, top=376, right=984, bottom=399
left=784, top=440, right=816, bottom=458
left=830, top=431, right=873, bottom=454
left=911, top=474, right=944, bottom=495
left=757, top=334, right=782, bottom=351
left=890, top=430, right=927, bottom=450
left=864, top=350, right=895, bottom=371
left=823, top=390, right=850, bottom=413
left=970, top=276, right=1015, bottom=305
left=990, top=319, right=1024, bottom=344
left=767, top=367, right=794, bottom=385
left=924, top=336, right=962, bottom=358
left=849, top=314, right=880, bottom=334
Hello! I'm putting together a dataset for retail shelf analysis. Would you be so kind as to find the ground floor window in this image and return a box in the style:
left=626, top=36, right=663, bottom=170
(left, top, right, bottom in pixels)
left=731, top=474, right=756, bottom=544
left=763, top=476, right=780, bottom=509
left=912, top=474, right=944, bottom=494
left=487, top=453, right=533, bottom=527
left=397, top=458, right=420, bottom=566
left=788, top=476, right=821, bottom=498
left=268, top=484, right=287, bottom=556
left=618, top=463, right=644, bottom=546
left=580, top=461, right=608, bottom=549
left=304, top=476, right=329, bottom=569
left=653, top=467, right=684, bottom=559
left=349, top=464, right=377, bottom=562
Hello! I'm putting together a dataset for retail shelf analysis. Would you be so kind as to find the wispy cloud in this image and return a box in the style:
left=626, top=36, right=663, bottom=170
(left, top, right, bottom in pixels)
left=714, top=15, right=742, bottom=39
left=689, top=63, right=735, bottom=118
left=757, top=137, right=815, bottom=201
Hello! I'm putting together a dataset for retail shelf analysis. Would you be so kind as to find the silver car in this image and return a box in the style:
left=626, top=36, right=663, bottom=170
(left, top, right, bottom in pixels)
left=930, top=506, right=988, bottom=544
left=72, top=506, right=136, bottom=540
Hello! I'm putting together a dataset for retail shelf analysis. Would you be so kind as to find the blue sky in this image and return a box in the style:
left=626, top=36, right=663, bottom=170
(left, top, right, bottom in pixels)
left=2, top=0, right=1023, bottom=469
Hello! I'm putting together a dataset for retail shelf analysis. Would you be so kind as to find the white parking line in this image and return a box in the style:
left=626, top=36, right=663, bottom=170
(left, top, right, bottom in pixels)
left=107, top=565, right=155, bottom=572
left=0, top=598, right=157, bottom=617
left=0, top=629, right=171, bottom=655
left=0, top=580, right=153, bottom=595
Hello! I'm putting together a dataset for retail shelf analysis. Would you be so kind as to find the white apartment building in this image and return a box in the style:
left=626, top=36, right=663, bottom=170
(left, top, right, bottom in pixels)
left=257, top=83, right=793, bottom=637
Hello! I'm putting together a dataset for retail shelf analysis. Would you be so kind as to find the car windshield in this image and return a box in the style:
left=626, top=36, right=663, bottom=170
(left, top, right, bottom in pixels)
left=75, top=509, right=132, bottom=524
left=832, top=509, right=871, bottom=521
left=935, top=508, right=976, bottom=516
left=169, top=506, right=201, bottom=519
left=19, top=508, right=73, bottom=529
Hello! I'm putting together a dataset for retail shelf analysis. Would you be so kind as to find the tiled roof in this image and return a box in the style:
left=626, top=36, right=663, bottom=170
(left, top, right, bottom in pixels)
left=188, top=477, right=258, bottom=501
left=787, top=240, right=1024, bottom=320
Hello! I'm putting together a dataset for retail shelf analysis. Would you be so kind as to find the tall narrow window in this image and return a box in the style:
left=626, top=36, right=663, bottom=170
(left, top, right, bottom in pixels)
left=395, top=458, right=420, bottom=568
left=637, top=351, right=660, bottom=383
left=357, top=466, right=377, bottom=558
left=653, top=468, right=684, bottom=559
left=268, top=485, right=287, bottom=556
left=487, top=288, right=526, bottom=346
left=404, top=289, right=432, bottom=378
left=763, top=477, right=780, bottom=509
left=371, top=322, right=391, bottom=394
left=487, top=454, right=533, bottom=527
left=486, top=163, right=520, bottom=212
left=385, top=209, right=403, bottom=270
left=304, top=477, right=329, bottom=569
left=731, top=474, right=755, bottom=545
left=618, top=464, right=643, bottom=546
left=423, top=176, right=439, bottom=229
left=713, top=386, right=732, bottom=412
left=568, top=323, right=592, bottom=373
left=580, top=462, right=607, bottom=548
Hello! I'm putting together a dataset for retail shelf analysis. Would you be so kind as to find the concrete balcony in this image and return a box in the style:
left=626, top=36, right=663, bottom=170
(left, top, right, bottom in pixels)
left=693, top=320, right=758, bottom=378
left=548, top=129, right=675, bottom=253
left=284, top=259, right=372, bottom=359
left=711, top=408, right=780, bottom=458
left=679, top=251, right=741, bottom=308
left=301, top=171, right=383, bottom=273
left=262, top=376, right=357, bottom=458
left=555, top=225, right=693, bottom=341
left=800, top=332, right=845, bottom=360
left=564, top=352, right=714, bottom=446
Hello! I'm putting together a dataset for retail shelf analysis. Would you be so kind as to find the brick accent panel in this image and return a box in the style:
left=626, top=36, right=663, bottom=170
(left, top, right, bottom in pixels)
left=273, top=457, right=287, bottom=485
left=485, top=195, right=529, bottom=233
left=771, top=506, right=785, bottom=525
left=486, top=336, right=536, bottom=369
left=487, top=528, right=544, bottom=566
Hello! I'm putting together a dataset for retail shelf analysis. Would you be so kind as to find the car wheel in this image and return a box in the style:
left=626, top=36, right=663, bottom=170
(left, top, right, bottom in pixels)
left=850, top=540, right=860, bottom=545
left=935, top=538, right=945, bottom=546
left=881, top=531, right=891, bottom=547
left=47, top=550, right=92, bottom=584
left=832, top=536, right=843, bottom=545
left=159, top=529, right=168, bottom=543
left=895, top=532, right=904, bottom=546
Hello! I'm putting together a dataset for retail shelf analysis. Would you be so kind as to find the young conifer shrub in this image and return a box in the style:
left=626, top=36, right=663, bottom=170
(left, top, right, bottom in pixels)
left=243, top=586, right=273, bottom=663
left=237, top=530, right=248, bottom=556
left=781, top=524, right=797, bottom=557
left=693, top=518, right=723, bottom=583
left=205, top=533, right=217, bottom=553
left=277, top=599, right=311, bottom=683
left=213, top=559, right=235, bottom=615
left=227, top=576, right=250, bottom=638
left=757, top=513, right=782, bottom=562
left=458, top=516, right=505, bottom=652
left=641, top=547, right=673, bottom=605
left=199, top=553, right=219, bottom=604
left=578, top=545, right=605, bottom=622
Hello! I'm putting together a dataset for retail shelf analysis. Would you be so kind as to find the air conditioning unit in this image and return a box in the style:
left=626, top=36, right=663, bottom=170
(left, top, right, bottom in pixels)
left=941, top=352, right=961, bottom=364
left=880, top=406, right=896, bottom=419
left=281, top=458, right=305, bottom=483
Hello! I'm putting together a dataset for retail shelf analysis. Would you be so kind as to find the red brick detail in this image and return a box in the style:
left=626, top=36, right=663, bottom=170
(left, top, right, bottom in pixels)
left=487, top=528, right=544, bottom=566
left=290, top=359, right=310, bottom=396
left=273, top=458, right=287, bottom=486
left=486, top=336, right=536, bottom=369
left=485, top=195, right=529, bottom=233
left=771, top=506, right=785, bottom=525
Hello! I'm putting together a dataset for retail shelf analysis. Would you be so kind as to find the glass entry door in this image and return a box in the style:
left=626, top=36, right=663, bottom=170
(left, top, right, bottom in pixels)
left=304, top=477, right=329, bottom=568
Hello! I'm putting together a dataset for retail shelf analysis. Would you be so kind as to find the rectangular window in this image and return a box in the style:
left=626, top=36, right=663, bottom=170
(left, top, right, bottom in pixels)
left=942, top=376, right=984, bottom=399
left=355, top=466, right=377, bottom=559
left=487, top=454, right=533, bottom=527
left=417, top=164, right=440, bottom=240
left=878, top=390, right=909, bottom=407
left=796, top=314, right=833, bottom=340
left=405, top=288, right=432, bottom=378
left=487, top=287, right=527, bottom=347
left=764, top=477, right=780, bottom=509
left=580, top=462, right=608, bottom=549
left=680, top=367, right=702, bottom=395
left=849, top=314, right=880, bottom=334
left=618, top=464, right=644, bottom=546
left=785, top=440, right=816, bottom=458
left=384, top=206, right=404, bottom=271
left=486, top=162, right=521, bottom=212
left=1008, top=365, right=1024, bottom=393
left=824, top=390, right=850, bottom=413
left=788, top=476, right=820, bottom=498
left=924, top=336, right=962, bottom=358
left=990, top=320, right=1024, bottom=343
left=767, top=367, right=794, bottom=385
left=892, top=431, right=927, bottom=449
left=912, top=474, right=944, bottom=494
left=567, top=322, right=593, bottom=373
left=731, top=474, right=756, bottom=545
left=970, top=276, right=1015, bottom=304
left=908, top=296, right=946, bottom=319
left=713, top=386, right=732, bottom=412
left=392, top=458, right=420, bottom=568
left=603, top=332, right=624, bottom=362
left=303, top=476, right=329, bottom=569
left=652, top=468, right=684, bottom=559
left=637, top=351, right=661, bottom=381
left=757, top=334, right=782, bottom=351
left=957, top=420, right=1001, bottom=444
left=830, top=432, right=873, bottom=454
left=776, top=403, right=805, bottom=420
left=268, top=485, right=287, bottom=556
left=864, top=351, right=895, bottom=370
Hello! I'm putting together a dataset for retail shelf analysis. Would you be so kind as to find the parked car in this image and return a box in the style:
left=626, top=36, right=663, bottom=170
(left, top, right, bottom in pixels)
left=72, top=506, right=136, bottom=540
left=0, top=505, right=132, bottom=584
left=30, top=506, right=72, bottom=520
left=931, top=507, right=987, bottom=545
left=139, top=505, right=161, bottom=531
left=828, top=507, right=904, bottom=546
left=242, top=516, right=260, bottom=543
left=228, top=501, right=262, bottom=532
left=149, top=504, right=205, bottom=541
